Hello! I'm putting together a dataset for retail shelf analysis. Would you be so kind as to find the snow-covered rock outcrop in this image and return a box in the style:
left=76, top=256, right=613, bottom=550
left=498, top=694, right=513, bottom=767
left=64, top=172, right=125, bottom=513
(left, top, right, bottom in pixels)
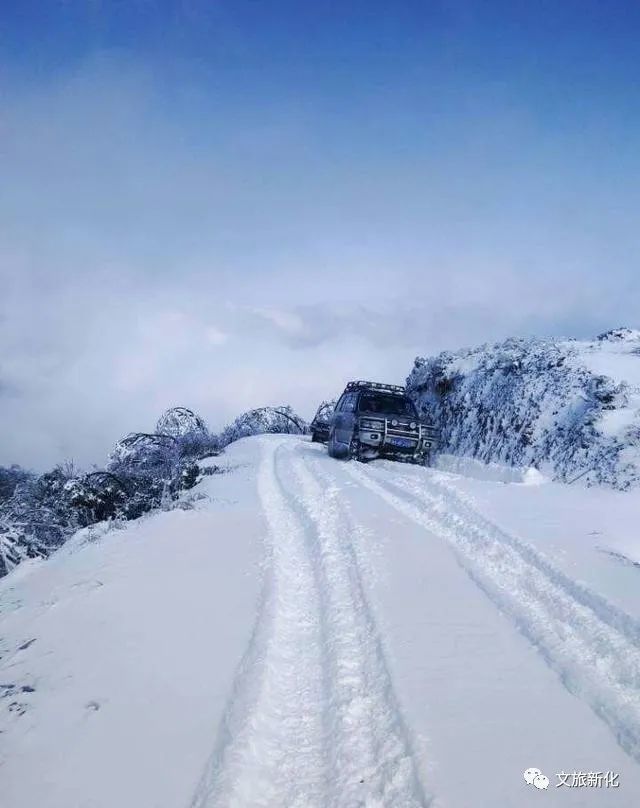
left=407, top=328, right=640, bottom=489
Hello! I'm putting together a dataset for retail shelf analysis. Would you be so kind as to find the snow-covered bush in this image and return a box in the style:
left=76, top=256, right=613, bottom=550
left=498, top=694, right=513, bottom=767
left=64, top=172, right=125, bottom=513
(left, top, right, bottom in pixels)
left=64, top=472, right=130, bottom=525
left=0, top=402, right=307, bottom=578
left=156, top=406, right=207, bottom=438
left=106, top=410, right=214, bottom=519
left=155, top=407, right=219, bottom=458
left=108, top=432, right=180, bottom=476
left=7, top=467, right=77, bottom=545
left=218, top=406, right=308, bottom=448
left=0, top=465, right=80, bottom=575
left=0, top=407, right=219, bottom=578
left=0, top=465, right=33, bottom=503
left=0, top=520, right=44, bottom=577
left=407, top=328, right=640, bottom=489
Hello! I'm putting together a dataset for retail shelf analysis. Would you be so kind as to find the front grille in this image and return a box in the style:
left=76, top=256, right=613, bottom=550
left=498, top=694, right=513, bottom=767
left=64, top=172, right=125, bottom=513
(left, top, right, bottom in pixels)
left=359, top=417, right=438, bottom=444
left=387, top=426, right=417, bottom=439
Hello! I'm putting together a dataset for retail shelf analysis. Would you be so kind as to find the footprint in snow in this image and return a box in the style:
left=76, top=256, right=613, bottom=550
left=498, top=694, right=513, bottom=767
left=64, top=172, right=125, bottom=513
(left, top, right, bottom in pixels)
left=1, top=683, right=36, bottom=699
left=8, top=701, right=28, bottom=716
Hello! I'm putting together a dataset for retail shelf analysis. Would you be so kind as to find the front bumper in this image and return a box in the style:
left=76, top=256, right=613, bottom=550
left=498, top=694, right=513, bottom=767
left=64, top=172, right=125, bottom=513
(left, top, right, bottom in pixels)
left=358, top=418, right=437, bottom=457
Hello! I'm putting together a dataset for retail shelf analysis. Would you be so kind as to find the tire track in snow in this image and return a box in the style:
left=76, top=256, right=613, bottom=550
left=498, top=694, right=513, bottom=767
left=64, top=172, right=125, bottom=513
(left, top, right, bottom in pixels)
left=190, top=438, right=429, bottom=807
left=190, top=438, right=329, bottom=808
left=285, top=445, right=430, bottom=807
left=345, top=460, right=640, bottom=764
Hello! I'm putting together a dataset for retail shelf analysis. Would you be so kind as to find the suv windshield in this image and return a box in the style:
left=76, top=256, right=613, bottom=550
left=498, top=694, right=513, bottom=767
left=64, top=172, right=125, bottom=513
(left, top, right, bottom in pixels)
left=358, top=393, right=417, bottom=416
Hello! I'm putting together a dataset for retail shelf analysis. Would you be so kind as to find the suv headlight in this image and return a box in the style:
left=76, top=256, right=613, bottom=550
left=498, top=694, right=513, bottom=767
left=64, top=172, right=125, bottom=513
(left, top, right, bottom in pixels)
left=360, top=418, right=385, bottom=430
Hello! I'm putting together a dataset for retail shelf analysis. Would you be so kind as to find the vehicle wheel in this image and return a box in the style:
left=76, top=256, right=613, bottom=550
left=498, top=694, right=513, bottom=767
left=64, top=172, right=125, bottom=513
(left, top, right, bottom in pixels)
left=327, top=429, right=337, bottom=458
left=421, top=450, right=432, bottom=467
left=311, top=431, right=319, bottom=443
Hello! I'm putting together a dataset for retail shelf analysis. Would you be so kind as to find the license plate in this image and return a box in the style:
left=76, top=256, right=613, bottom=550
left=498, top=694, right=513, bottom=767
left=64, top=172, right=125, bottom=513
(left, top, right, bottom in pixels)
left=388, top=437, right=414, bottom=448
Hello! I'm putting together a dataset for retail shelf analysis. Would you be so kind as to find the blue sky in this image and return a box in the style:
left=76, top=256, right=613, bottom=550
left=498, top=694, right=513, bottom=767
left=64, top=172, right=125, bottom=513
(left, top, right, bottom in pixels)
left=1, top=1, right=639, bottom=467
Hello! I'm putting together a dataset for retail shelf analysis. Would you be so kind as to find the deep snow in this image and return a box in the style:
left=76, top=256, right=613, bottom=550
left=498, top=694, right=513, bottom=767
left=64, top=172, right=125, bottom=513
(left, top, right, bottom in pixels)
left=2, top=435, right=640, bottom=807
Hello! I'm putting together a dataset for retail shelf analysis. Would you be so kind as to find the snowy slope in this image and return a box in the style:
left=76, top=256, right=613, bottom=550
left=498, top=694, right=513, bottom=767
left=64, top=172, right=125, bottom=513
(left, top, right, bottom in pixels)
left=407, top=328, right=640, bottom=489
left=2, top=435, right=640, bottom=807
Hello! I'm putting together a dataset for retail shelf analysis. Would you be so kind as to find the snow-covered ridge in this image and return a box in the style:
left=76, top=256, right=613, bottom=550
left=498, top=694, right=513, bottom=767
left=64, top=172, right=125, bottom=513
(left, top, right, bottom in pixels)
left=407, top=328, right=640, bottom=489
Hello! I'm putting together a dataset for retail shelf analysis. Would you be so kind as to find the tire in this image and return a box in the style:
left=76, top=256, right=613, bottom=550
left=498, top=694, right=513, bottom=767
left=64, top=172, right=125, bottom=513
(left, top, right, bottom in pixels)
left=311, top=430, right=319, bottom=443
left=329, top=428, right=352, bottom=460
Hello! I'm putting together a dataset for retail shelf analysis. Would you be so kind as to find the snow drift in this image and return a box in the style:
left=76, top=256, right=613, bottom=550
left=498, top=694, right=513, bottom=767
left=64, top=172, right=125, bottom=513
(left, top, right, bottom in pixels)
left=407, top=328, right=640, bottom=489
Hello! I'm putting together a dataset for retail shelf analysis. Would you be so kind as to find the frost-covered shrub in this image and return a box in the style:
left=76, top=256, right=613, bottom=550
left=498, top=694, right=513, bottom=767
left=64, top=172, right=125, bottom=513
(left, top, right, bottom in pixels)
left=0, top=407, right=220, bottom=578
left=1, top=402, right=310, bottom=578
left=108, top=432, right=179, bottom=477
left=156, top=406, right=207, bottom=437
left=100, top=406, right=217, bottom=522
left=0, top=465, right=33, bottom=503
left=107, top=431, right=204, bottom=518
left=0, top=520, right=44, bottom=576
left=219, top=406, right=308, bottom=448
left=156, top=407, right=219, bottom=458
left=407, top=329, right=640, bottom=489
left=0, top=465, right=80, bottom=574
left=64, top=472, right=129, bottom=525
left=8, top=467, right=77, bottom=544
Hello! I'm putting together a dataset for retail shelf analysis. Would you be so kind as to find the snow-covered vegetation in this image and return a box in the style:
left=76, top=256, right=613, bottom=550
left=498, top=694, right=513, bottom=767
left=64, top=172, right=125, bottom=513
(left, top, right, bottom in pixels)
left=218, top=405, right=307, bottom=448
left=0, top=405, right=307, bottom=578
left=407, top=328, right=640, bottom=489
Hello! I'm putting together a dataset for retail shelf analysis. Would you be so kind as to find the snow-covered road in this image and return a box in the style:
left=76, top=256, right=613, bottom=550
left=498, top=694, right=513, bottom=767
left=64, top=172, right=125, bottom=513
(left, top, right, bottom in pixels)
left=2, top=435, right=640, bottom=807
left=191, top=439, right=427, bottom=808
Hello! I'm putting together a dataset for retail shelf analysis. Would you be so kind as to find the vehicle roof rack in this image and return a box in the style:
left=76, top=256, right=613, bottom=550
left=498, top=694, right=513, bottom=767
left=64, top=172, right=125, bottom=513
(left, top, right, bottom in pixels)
left=345, top=380, right=406, bottom=395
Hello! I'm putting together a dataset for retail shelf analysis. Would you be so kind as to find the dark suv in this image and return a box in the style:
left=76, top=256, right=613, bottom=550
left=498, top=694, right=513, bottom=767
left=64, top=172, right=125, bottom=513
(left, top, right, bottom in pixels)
left=327, top=380, right=438, bottom=464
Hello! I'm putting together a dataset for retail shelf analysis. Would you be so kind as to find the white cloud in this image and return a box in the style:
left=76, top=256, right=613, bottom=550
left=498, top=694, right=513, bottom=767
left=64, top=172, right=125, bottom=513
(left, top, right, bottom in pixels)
left=1, top=56, right=639, bottom=469
left=205, top=326, right=229, bottom=346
